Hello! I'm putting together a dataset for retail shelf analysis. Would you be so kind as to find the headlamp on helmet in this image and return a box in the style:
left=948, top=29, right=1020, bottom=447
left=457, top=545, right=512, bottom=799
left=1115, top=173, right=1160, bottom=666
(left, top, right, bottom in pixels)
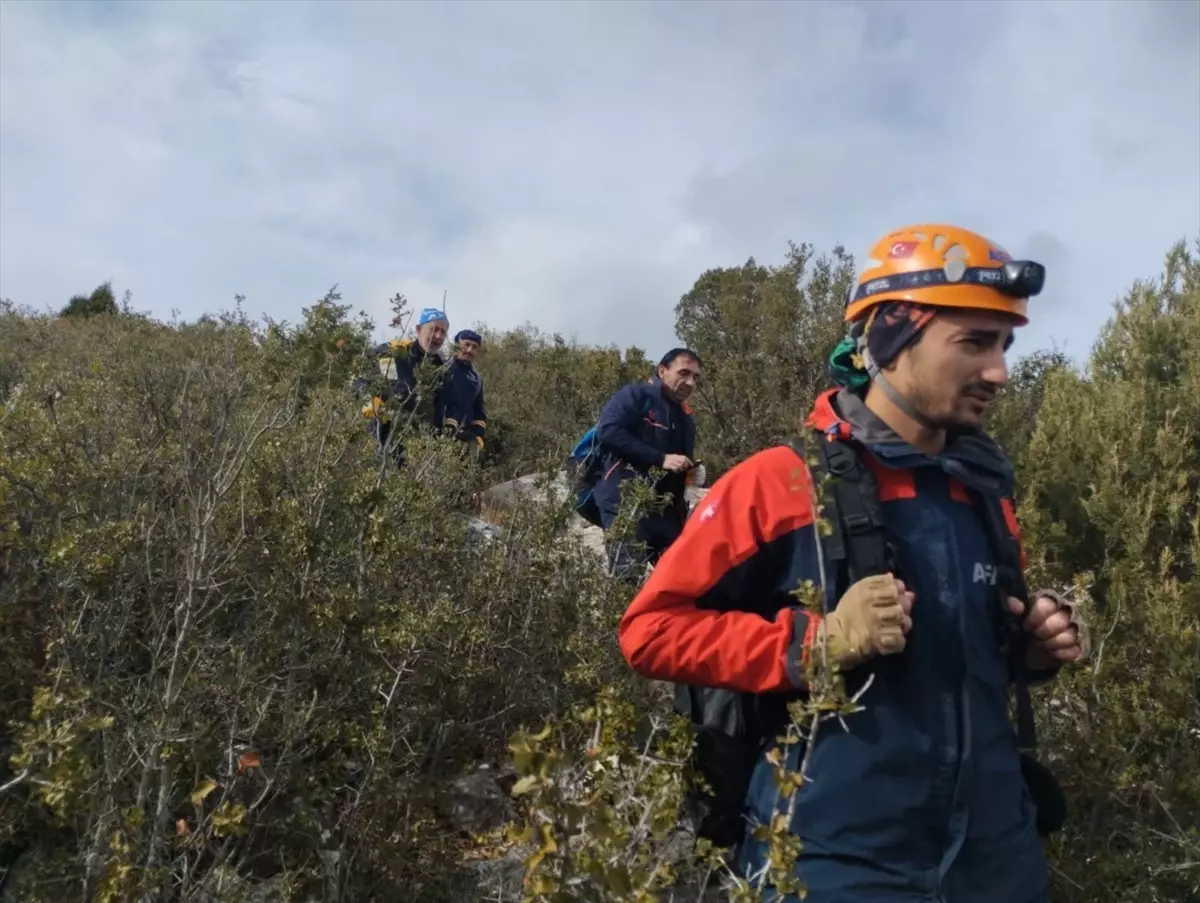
left=850, top=259, right=1045, bottom=307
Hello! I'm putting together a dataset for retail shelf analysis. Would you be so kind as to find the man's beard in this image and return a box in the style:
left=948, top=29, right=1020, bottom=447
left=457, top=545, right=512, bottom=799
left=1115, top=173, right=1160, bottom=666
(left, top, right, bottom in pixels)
left=906, top=379, right=994, bottom=434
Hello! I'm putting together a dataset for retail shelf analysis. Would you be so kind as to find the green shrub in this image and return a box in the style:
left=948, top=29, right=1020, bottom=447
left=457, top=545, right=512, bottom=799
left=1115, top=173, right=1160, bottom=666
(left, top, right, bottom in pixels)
left=0, top=304, right=642, bottom=901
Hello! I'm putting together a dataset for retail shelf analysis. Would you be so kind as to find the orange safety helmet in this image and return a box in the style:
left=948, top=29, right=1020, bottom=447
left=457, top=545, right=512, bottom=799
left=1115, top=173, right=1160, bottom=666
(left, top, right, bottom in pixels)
left=845, top=224, right=1044, bottom=326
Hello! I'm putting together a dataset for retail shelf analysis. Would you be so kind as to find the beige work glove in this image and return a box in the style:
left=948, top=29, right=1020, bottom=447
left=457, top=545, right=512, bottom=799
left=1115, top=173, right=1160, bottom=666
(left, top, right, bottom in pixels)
left=816, top=573, right=914, bottom=671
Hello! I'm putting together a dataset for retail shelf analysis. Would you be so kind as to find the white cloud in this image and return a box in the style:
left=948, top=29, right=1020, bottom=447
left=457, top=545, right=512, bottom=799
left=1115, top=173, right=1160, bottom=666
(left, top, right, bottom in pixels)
left=1, top=0, right=1196, bottom=363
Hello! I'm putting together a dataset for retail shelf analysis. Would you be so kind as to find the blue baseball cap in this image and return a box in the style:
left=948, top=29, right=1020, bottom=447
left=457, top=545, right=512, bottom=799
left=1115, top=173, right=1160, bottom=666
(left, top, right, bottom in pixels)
left=417, top=307, right=448, bottom=327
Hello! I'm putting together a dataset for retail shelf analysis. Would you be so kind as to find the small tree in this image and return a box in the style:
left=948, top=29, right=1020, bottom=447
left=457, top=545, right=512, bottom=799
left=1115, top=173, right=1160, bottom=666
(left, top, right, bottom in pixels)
left=61, top=281, right=118, bottom=318
left=674, top=242, right=853, bottom=476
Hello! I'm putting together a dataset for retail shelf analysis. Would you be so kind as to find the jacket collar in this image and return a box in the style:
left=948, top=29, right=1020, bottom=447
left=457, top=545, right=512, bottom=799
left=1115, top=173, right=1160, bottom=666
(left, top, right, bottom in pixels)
left=805, top=387, right=1014, bottom=496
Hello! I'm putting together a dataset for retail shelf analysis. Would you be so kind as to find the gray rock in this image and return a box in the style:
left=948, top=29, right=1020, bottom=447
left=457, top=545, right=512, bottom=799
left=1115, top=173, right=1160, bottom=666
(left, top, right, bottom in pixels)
left=466, top=850, right=528, bottom=902
left=467, top=516, right=504, bottom=544
left=441, top=764, right=517, bottom=836
left=479, top=471, right=572, bottom=517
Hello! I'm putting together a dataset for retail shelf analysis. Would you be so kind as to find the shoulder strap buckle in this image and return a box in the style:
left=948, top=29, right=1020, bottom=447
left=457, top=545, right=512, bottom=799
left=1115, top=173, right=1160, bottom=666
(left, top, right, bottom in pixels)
left=841, top=511, right=876, bottom=535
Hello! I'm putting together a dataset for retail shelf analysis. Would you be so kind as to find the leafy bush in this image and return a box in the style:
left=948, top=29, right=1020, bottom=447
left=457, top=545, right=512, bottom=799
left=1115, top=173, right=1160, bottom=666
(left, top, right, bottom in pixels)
left=0, top=303, right=646, bottom=901
left=1013, top=240, right=1200, bottom=902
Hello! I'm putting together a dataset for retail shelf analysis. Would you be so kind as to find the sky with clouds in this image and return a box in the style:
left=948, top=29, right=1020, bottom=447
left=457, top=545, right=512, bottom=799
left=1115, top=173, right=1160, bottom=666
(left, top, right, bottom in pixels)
left=1, top=0, right=1197, bottom=364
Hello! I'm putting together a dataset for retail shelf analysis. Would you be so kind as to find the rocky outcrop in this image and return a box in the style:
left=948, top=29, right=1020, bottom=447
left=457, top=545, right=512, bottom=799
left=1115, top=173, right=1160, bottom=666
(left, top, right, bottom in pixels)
left=478, top=469, right=708, bottom=535
left=478, top=470, right=574, bottom=515
left=469, top=471, right=711, bottom=574
left=475, top=470, right=607, bottom=560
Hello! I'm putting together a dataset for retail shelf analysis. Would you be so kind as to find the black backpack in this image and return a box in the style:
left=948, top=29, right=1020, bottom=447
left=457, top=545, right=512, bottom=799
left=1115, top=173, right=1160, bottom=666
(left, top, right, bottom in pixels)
left=673, top=431, right=1066, bottom=848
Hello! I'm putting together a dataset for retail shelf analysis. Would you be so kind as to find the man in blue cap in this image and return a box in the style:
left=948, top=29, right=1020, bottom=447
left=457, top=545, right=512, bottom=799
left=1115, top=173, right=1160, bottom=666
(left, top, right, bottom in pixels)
left=443, top=328, right=488, bottom=462
left=354, top=307, right=451, bottom=466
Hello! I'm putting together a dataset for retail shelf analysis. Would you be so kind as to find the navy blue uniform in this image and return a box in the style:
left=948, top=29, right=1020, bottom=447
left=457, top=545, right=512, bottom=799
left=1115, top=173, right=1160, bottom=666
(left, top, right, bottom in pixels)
left=619, top=387, right=1053, bottom=902
left=593, top=377, right=696, bottom=564
left=442, top=357, right=487, bottom=450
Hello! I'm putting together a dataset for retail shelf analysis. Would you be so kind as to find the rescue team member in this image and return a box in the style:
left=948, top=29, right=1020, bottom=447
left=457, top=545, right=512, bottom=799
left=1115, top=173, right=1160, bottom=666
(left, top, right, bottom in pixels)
left=617, top=225, right=1088, bottom=902
left=354, top=307, right=450, bottom=466
left=443, top=328, right=488, bottom=461
left=593, top=348, right=700, bottom=580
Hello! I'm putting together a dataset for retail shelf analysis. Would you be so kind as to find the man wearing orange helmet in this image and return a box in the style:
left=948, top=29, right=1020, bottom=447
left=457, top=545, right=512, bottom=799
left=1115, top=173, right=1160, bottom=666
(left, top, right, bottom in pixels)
left=617, top=225, right=1087, bottom=902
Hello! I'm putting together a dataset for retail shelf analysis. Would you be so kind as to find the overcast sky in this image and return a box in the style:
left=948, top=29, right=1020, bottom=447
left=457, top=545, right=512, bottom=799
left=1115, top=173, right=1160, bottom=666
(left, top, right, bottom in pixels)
left=1, top=0, right=1197, bottom=364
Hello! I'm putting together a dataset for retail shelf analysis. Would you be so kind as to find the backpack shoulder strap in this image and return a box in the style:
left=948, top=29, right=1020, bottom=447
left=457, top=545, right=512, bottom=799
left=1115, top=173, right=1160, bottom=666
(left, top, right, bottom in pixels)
left=785, top=431, right=894, bottom=595
left=969, top=487, right=1038, bottom=753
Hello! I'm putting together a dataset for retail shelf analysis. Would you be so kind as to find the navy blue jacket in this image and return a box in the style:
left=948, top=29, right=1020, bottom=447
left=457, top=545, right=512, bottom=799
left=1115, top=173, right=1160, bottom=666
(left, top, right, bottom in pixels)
left=620, top=387, right=1053, bottom=903
left=353, top=338, right=449, bottom=434
left=592, top=377, right=696, bottom=536
left=442, top=358, right=487, bottom=446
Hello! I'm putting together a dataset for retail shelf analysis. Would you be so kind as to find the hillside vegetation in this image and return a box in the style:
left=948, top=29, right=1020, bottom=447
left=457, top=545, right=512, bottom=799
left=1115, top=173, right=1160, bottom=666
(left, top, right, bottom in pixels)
left=1, top=239, right=1197, bottom=903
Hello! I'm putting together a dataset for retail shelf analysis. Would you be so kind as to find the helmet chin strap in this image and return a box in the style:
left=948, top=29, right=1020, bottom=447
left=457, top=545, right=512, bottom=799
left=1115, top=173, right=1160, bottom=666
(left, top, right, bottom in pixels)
left=861, top=344, right=945, bottom=433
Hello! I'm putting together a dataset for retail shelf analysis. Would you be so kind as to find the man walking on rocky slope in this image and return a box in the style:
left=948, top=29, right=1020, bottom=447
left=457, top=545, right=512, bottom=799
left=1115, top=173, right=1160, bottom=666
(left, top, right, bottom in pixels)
left=617, top=224, right=1088, bottom=902
left=592, top=348, right=701, bottom=581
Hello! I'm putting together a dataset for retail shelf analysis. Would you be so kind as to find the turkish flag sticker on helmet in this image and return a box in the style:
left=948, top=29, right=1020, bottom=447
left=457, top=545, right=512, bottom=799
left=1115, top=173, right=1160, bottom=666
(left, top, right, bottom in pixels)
left=888, top=240, right=919, bottom=259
